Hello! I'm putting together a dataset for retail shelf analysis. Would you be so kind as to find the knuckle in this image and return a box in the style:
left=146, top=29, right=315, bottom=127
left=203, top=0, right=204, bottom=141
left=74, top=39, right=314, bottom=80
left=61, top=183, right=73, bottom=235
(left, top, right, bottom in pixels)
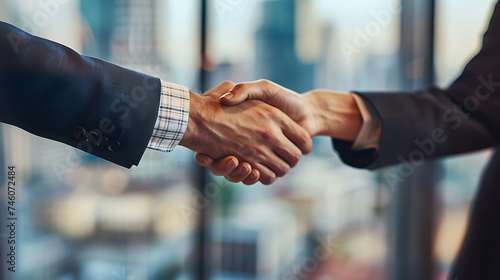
left=194, top=154, right=205, bottom=165
left=276, top=165, right=290, bottom=178
left=257, top=79, right=278, bottom=96
left=297, top=132, right=312, bottom=152
left=241, top=149, right=257, bottom=161
left=221, top=80, right=235, bottom=87
left=305, top=143, right=313, bottom=154
left=298, top=135, right=308, bottom=149
left=231, top=83, right=246, bottom=92
left=258, top=129, right=276, bottom=143
left=230, top=166, right=245, bottom=177
left=262, top=173, right=277, bottom=185
left=261, top=105, right=275, bottom=115
left=290, top=153, right=301, bottom=167
left=273, top=112, right=287, bottom=125
left=257, top=79, right=271, bottom=85
left=267, top=84, right=281, bottom=96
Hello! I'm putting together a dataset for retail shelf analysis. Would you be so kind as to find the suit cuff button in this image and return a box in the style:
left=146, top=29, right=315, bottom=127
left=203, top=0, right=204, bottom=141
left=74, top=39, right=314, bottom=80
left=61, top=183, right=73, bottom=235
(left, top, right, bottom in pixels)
left=85, top=131, right=101, bottom=147
left=72, top=126, right=86, bottom=140
left=108, top=139, right=120, bottom=152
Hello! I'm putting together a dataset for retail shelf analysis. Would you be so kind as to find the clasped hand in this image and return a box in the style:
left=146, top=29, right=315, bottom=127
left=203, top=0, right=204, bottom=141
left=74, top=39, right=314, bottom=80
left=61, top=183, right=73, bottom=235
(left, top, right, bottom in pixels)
left=182, top=80, right=362, bottom=185
left=179, top=81, right=313, bottom=185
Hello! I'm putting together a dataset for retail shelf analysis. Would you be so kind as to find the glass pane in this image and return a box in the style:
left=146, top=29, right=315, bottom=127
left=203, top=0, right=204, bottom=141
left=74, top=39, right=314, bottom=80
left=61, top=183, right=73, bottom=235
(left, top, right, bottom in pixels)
left=0, top=0, right=200, bottom=279
left=205, top=0, right=400, bottom=279
left=434, top=0, right=497, bottom=279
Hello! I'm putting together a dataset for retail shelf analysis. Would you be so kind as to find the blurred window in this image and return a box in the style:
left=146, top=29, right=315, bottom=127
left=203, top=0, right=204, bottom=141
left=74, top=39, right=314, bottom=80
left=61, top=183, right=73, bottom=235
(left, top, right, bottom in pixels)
left=433, top=0, right=497, bottom=278
left=205, top=0, right=400, bottom=279
left=1, top=1, right=200, bottom=279
left=1, top=0, right=496, bottom=279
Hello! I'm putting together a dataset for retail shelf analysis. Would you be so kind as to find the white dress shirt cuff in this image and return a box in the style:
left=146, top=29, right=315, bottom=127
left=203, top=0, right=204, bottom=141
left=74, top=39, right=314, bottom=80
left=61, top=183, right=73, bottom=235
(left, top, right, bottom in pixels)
left=147, top=81, right=190, bottom=152
left=351, top=93, right=381, bottom=151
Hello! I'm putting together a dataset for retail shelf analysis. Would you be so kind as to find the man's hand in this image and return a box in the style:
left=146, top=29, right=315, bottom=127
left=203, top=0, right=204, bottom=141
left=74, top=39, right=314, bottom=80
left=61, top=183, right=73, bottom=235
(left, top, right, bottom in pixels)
left=220, top=80, right=362, bottom=139
left=195, top=80, right=363, bottom=184
left=221, top=80, right=321, bottom=136
left=180, top=81, right=313, bottom=185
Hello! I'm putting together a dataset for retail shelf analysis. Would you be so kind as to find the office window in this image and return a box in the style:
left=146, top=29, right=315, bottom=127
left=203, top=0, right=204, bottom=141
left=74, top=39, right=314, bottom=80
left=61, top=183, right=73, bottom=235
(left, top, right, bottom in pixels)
left=5, top=0, right=494, bottom=279
left=205, top=0, right=400, bottom=279
left=1, top=1, right=200, bottom=279
left=433, top=0, right=497, bottom=279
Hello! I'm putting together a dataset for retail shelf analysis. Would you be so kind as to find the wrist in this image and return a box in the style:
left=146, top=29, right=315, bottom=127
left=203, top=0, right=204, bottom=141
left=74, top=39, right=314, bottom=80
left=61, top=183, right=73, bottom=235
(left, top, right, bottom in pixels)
left=302, top=91, right=323, bottom=137
left=179, top=91, right=203, bottom=150
left=305, top=90, right=362, bottom=141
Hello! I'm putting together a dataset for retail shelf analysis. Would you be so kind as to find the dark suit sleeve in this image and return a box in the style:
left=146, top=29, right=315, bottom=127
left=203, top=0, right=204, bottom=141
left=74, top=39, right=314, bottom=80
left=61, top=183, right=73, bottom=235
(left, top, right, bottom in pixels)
left=333, top=2, right=500, bottom=170
left=0, top=22, right=162, bottom=168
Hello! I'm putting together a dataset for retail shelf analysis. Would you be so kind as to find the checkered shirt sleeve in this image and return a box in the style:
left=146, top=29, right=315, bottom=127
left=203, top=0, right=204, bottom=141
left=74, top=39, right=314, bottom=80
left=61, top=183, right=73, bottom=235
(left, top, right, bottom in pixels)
left=147, top=81, right=190, bottom=152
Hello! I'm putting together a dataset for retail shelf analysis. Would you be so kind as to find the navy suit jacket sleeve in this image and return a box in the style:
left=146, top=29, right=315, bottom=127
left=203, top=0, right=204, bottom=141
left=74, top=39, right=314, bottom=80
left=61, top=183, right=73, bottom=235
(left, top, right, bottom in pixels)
left=0, top=22, right=162, bottom=168
left=332, top=2, right=500, bottom=170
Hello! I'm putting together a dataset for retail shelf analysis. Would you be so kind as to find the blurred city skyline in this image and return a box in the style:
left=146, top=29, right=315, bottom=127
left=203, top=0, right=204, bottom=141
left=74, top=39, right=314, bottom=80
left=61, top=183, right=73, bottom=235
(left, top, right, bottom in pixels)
left=0, top=0, right=497, bottom=279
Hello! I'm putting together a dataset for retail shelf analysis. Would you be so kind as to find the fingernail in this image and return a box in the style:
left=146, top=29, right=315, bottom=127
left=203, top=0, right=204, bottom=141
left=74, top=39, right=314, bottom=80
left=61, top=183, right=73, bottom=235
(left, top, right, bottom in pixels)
left=220, top=92, right=233, bottom=100
left=227, top=159, right=238, bottom=170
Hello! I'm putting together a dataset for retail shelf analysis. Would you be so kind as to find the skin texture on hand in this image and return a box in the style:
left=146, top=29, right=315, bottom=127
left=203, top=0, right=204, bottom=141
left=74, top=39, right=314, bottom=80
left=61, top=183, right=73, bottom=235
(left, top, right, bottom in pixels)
left=195, top=153, right=260, bottom=185
left=221, top=80, right=362, bottom=139
left=179, top=81, right=313, bottom=185
left=195, top=79, right=363, bottom=184
left=221, top=80, right=321, bottom=136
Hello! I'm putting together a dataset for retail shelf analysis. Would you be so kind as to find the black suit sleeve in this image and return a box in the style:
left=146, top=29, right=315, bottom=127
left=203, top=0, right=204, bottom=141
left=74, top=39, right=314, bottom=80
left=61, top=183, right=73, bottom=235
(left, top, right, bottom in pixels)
left=0, top=22, right=162, bottom=168
left=333, top=2, right=500, bottom=170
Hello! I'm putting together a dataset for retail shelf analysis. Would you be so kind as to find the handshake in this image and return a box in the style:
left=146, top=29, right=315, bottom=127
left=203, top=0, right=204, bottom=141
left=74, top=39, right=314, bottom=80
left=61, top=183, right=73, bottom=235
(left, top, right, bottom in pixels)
left=178, top=80, right=363, bottom=185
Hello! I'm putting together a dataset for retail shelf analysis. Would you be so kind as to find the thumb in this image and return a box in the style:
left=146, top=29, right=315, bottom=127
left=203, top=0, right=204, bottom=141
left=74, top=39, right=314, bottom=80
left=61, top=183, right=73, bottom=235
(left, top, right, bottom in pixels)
left=220, top=83, right=254, bottom=105
left=203, top=80, right=236, bottom=98
left=220, top=80, right=293, bottom=108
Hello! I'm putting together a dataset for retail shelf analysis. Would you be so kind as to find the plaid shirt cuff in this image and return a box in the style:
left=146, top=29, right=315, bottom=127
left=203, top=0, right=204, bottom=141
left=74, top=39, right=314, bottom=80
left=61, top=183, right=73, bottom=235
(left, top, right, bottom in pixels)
left=147, top=81, right=190, bottom=152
